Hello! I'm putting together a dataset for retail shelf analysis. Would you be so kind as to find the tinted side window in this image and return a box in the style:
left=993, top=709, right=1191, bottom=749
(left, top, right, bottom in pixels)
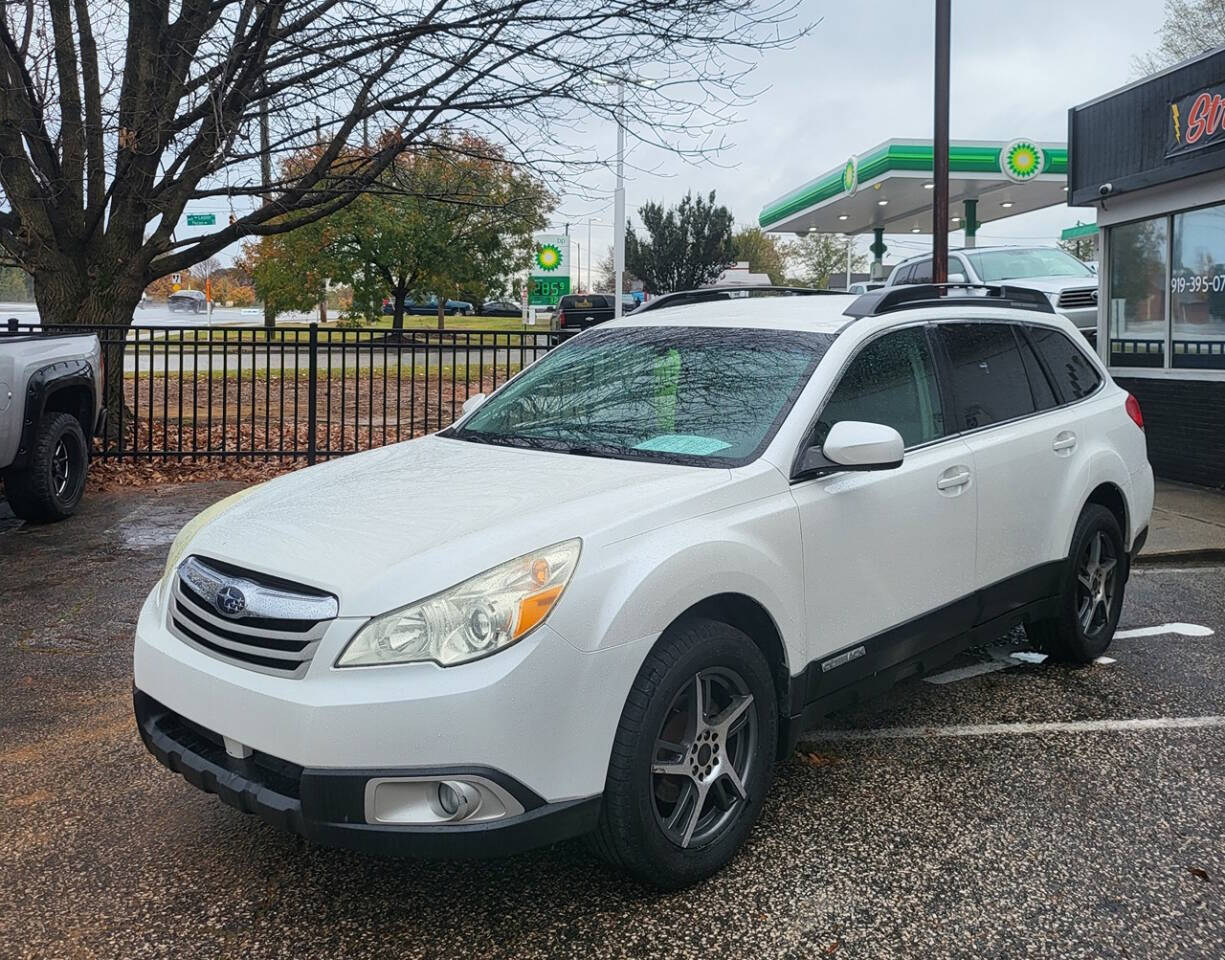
left=939, top=323, right=1036, bottom=429
left=909, top=259, right=934, bottom=284
left=1028, top=325, right=1103, bottom=402
left=1016, top=329, right=1058, bottom=410
left=815, top=327, right=945, bottom=449
left=890, top=264, right=912, bottom=285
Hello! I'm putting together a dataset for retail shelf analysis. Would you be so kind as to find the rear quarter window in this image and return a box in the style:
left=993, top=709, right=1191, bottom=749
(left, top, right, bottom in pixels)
left=1027, top=325, right=1103, bottom=402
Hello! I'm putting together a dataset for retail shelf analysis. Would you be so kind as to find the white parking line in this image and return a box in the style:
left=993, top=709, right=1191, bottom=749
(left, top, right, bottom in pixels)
left=1115, top=622, right=1214, bottom=639
left=803, top=715, right=1225, bottom=742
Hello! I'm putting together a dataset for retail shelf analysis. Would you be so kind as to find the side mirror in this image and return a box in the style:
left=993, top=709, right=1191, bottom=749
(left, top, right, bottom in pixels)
left=794, top=420, right=904, bottom=479
left=461, top=393, right=487, bottom=416
left=947, top=272, right=967, bottom=284
left=824, top=420, right=905, bottom=469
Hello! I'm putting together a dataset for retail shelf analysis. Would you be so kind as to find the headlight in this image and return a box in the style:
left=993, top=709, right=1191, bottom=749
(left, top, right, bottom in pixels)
left=162, top=484, right=265, bottom=581
left=337, top=539, right=581, bottom=668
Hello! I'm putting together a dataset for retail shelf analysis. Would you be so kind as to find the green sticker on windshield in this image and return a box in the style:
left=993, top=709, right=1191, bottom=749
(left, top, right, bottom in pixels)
left=634, top=434, right=731, bottom=456
left=655, top=348, right=681, bottom=432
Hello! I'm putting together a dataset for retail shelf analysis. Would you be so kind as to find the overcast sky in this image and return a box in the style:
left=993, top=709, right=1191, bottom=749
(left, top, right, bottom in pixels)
left=555, top=0, right=1168, bottom=267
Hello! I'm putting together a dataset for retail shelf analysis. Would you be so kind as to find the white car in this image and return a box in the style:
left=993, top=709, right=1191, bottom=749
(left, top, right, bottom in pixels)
left=133, top=284, right=1153, bottom=888
left=885, top=247, right=1099, bottom=336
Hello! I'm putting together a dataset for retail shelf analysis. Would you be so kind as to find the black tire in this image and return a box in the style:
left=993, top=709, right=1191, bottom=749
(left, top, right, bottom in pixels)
left=588, top=618, right=778, bottom=889
left=1027, top=504, right=1126, bottom=663
left=3, top=413, right=89, bottom=523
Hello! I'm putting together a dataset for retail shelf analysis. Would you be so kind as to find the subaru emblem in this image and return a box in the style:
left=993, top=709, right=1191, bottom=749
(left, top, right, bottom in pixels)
left=215, top=584, right=247, bottom=618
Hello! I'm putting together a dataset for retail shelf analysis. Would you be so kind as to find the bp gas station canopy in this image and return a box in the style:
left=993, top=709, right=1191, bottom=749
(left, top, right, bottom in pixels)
left=758, top=138, right=1069, bottom=240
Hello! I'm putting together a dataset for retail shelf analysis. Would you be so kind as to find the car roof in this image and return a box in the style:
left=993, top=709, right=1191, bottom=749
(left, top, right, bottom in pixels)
left=601, top=289, right=1081, bottom=337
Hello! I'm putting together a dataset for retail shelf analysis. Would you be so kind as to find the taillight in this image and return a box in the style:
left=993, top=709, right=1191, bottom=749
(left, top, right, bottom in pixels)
left=1125, top=393, right=1144, bottom=430
left=556, top=309, right=566, bottom=327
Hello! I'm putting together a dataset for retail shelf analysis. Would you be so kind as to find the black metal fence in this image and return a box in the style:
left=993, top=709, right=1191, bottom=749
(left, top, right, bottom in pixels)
left=4, top=319, right=570, bottom=463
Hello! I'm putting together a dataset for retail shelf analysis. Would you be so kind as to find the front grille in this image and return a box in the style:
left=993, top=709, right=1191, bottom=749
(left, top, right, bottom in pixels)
left=1058, top=287, right=1098, bottom=309
left=169, top=556, right=338, bottom=678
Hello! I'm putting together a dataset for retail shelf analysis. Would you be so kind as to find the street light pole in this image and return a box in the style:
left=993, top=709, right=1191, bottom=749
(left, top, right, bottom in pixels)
left=932, top=0, right=951, bottom=284
left=613, top=83, right=626, bottom=317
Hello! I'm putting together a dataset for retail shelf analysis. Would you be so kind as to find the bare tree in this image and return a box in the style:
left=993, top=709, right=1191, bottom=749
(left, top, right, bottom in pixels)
left=0, top=0, right=804, bottom=337
left=1133, top=0, right=1225, bottom=76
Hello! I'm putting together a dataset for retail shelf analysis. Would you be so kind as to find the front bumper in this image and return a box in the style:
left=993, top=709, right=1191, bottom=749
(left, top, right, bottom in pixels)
left=134, top=585, right=652, bottom=802
left=135, top=689, right=601, bottom=857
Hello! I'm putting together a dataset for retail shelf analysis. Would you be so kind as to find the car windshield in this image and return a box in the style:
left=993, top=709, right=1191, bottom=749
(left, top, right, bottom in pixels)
left=964, top=248, right=1094, bottom=281
left=449, top=325, right=834, bottom=466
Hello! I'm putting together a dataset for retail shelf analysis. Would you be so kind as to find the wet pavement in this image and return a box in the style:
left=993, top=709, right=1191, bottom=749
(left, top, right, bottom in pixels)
left=1, top=484, right=1223, bottom=959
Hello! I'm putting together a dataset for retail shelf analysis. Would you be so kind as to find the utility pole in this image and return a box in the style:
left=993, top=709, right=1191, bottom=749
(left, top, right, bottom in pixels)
left=932, top=0, right=951, bottom=285
left=614, top=82, right=626, bottom=313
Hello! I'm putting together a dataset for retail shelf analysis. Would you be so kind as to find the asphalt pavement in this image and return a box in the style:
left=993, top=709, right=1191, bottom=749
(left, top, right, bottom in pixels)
left=1, top=484, right=1223, bottom=959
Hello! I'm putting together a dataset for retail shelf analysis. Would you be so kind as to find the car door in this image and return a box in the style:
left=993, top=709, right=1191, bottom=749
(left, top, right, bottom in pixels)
left=790, top=324, right=977, bottom=702
left=934, top=321, right=1071, bottom=614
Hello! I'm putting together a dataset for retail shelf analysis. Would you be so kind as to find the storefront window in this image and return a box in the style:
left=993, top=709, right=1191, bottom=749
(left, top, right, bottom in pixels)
left=1171, top=204, right=1225, bottom=370
left=1108, top=217, right=1167, bottom=368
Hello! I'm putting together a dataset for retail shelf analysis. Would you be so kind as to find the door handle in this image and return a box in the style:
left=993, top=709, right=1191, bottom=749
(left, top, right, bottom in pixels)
left=1052, top=431, right=1078, bottom=455
left=936, top=467, right=972, bottom=490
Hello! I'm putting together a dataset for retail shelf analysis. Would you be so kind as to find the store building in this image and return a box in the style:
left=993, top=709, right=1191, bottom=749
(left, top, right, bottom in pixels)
left=1069, top=47, right=1225, bottom=488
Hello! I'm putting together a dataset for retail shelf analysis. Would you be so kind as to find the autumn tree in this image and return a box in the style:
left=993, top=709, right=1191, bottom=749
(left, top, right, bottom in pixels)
left=789, top=232, right=867, bottom=289
left=243, top=135, right=550, bottom=328
left=731, top=227, right=790, bottom=285
left=625, top=191, right=735, bottom=294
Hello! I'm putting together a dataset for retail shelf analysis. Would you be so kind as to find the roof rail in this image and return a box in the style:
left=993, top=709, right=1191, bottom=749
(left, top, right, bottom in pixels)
left=843, top=283, right=1056, bottom=318
left=633, top=285, right=842, bottom=314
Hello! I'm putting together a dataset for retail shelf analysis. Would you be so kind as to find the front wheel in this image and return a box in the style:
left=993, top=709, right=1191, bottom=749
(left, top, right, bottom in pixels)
left=1027, top=504, right=1126, bottom=662
left=588, top=618, right=777, bottom=889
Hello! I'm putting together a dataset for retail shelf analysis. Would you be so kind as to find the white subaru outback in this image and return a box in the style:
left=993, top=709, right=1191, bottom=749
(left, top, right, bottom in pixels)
left=134, top=284, right=1153, bottom=888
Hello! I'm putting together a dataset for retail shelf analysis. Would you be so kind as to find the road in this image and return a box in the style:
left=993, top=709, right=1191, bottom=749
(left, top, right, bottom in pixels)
left=1, top=301, right=301, bottom=329
left=1, top=484, right=1223, bottom=959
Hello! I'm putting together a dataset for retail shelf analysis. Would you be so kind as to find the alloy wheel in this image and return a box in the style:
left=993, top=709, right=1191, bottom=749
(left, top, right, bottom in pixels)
left=51, top=439, right=71, bottom=497
left=1076, top=530, right=1117, bottom=637
left=650, top=668, right=758, bottom=849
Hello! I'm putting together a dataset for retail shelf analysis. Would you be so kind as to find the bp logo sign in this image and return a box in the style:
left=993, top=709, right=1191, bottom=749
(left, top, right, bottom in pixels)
left=535, top=243, right=563, bottom=272
left=842, top=156, right=858, bottom=194
left=1000, top=139, right=1044, bottom=182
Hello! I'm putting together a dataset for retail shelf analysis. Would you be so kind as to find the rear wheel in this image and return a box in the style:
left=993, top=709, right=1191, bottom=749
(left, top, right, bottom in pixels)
left=588, top=618, right=777, bottom=889
left=3, top=413, right=89, bottom=523
left=1027, top=504, right=1126, bottom=662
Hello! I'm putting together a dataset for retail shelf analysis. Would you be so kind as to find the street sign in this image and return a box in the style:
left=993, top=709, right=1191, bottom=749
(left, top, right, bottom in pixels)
left=186, top=213, right=216, bottom=226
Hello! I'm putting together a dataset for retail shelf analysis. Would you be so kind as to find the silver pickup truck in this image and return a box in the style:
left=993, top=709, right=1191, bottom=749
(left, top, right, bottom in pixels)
left=0, top=332, right=105, bottom=522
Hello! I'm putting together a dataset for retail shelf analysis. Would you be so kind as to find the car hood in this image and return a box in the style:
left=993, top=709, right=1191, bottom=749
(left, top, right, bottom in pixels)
left=996, top=275, right=1095, bottom=293
left=181, top=435, right=751, bottom=615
